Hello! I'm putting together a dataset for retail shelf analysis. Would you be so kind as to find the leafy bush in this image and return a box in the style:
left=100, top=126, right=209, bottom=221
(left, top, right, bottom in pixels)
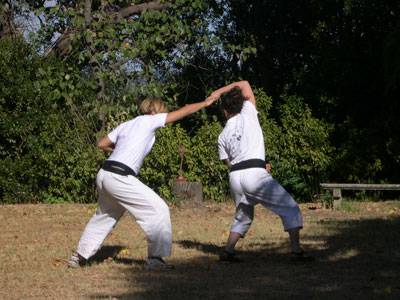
left=0, top=38, right=333, bottom=204
left=190, top=121, right=229, bottom=201
left=0, top=38, right=100, bottom=203
left=141, top=120, right=229, bottom=203
left=140, top=90, right=333, bottom=203
left=256, top=90, right=333, bottom=201
left=140, top=124, right=192, bottom=202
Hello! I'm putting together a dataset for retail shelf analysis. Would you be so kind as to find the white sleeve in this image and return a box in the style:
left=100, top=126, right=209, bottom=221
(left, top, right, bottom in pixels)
left=107, top=123, right=124, bottom=144
left=241, top=100, right=258, bottom=117
left=218, top=135, right=229, bottom=161
left=150, top=113, right=168, bottom=131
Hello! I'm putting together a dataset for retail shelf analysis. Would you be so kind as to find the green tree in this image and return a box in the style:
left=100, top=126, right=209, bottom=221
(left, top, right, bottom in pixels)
left=256, top=90, right=333, bottom=200
left=213, top=0, right=400, bottom=186
left=0, top=37, right=100, bottom=203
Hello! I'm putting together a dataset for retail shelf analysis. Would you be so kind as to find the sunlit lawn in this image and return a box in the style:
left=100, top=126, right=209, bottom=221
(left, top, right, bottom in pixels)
left=0, top=201, right=399, bottom=299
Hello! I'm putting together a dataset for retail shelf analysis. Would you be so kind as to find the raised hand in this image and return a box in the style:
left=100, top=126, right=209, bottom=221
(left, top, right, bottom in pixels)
left=204, top=94, right=220, bottom=107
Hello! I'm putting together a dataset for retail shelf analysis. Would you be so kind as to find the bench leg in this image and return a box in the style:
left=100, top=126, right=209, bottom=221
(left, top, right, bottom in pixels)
left=333, top=188, right=342, bottom=209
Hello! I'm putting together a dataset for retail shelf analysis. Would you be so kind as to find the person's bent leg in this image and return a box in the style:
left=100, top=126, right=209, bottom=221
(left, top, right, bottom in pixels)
left=69, top=171, right=126, bottom=268
left=107, top=176, right=172, bottom=259
left=227, top=202, right=254, bottom=252
left=287, top=226, right=314, bottom=261
left=246, top=176, right=314, bottom=261
left=220, top=203, right=254, bottom=262
left=287, top=227, right=302, bottom=253
left=76, top=185, right=125, bottom=260
left=242, top=170, right=305, bottom=252
left=258, top=184, right=304, bottom=253
left=141, top=201, right=172, bottom=259
left=225, top=232, right=242, bottom=253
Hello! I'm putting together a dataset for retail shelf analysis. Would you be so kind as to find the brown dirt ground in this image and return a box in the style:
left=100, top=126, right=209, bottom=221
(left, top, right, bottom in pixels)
left=0, top=201, right=399, bottom=299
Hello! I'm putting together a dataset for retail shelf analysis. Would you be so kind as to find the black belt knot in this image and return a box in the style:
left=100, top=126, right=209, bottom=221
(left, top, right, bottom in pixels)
left=102, top=160, right=136, bottom=176
left=230, top=159, right=266, bottom=172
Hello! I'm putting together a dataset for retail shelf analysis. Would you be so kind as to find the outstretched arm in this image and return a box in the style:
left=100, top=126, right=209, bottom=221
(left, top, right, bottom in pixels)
left=211, top=80, right=255, bottom=106
left=165, top=95, right=218, bottom=124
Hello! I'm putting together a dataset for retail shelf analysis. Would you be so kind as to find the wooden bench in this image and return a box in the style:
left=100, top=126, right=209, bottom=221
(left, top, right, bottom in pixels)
left=320, top=183, right=400, bottom=209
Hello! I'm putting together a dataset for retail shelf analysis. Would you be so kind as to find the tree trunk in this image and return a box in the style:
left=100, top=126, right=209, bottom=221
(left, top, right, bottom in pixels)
left=172, top=180, right=203, bottom=205
left=0, top=1, right=17, bottom=39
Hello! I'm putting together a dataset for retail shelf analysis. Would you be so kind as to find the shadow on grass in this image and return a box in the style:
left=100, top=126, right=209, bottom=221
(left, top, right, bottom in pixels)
left=176, top=239, right=223, bottom=254
left=89, top=245, right=145, bottom=266
left=89, top=217, right=400, bottom=299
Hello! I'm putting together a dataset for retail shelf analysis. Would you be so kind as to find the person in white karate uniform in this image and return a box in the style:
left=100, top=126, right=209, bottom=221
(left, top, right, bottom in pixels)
left=211, top=81, right=313, bottom=262
left=68, top=96, right=218, bottom=270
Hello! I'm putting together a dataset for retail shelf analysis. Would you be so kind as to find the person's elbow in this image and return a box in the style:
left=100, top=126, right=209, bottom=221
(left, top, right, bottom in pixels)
left=239, top=80, right=251, bottom=88
left=96, top=143, right=105, bottom=150
left=96, top=139, right=104, bottom=149
left=238, top=80, right=252, bottom=93
left=97, top=137, right=113, bottom=150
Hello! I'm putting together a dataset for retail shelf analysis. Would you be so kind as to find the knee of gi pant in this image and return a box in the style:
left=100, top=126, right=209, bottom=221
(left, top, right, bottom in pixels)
left=145, top=202, right=172, bottom=257
left=157, top=200, right=171, bottom=224
left=151, top=201, right=172, bottom=237
left=282, top=204, right=303, bottom=231
left=230, top=203, right=254, bottom=236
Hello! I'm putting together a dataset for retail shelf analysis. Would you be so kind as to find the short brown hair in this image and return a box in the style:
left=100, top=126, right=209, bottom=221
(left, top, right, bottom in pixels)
left=139, top=98, right=169, bottom=114
left=220, top=87, right=245, bottom=116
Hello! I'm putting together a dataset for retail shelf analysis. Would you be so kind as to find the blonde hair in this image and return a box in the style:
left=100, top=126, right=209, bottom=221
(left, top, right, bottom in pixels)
left=139, top=98, right=169, bottom=114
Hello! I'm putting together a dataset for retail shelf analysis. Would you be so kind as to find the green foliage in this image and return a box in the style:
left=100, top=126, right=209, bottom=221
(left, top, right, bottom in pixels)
left=0, top=37, right=100, bottom=203
left=139, top=91, right=333, bottom=203
left=3, top=1, right=346, bottom=203
left=277, top=95, right=333, bottom=198
left=0, top=37, right=334, bottom=204
left=140, top=124, right=192, bottom=202
left=256, top=90, right=333, bottom=201
left=190, top=121, right=229, bottom=201
left=31, top=0, right=220, bottom=109
left=141, top=89, right=334, bottom=203
left=141, top=121, right=228, bottom=202
left=319, top=190, right=334, bottom=209
left=213, top=0, right=400, bottom=188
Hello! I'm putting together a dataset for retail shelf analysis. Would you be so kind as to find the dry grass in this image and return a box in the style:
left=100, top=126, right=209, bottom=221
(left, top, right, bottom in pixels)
left=0, top=201, right=399, bottom=299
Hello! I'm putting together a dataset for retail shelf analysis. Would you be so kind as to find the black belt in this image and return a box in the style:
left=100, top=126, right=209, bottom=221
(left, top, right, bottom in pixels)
left=230, top=159, right=266, bottom=172
left=101, top=160, right=136, bottom=176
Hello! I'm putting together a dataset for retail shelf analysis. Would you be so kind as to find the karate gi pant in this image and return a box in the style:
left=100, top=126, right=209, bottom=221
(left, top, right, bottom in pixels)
left=229, top=168, right=303, bottom=236
left=76, top=169, right=172, bottom=259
